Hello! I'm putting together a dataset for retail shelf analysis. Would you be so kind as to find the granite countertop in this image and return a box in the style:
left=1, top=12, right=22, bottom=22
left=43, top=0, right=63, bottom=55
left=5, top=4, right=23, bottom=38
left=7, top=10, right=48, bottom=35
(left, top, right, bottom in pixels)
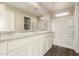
left=0, top=31, right=50, bottom=42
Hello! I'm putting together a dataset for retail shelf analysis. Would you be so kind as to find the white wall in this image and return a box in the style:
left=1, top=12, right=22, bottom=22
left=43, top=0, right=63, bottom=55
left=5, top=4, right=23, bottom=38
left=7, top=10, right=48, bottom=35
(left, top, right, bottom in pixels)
left=52, top=16, right=74, bottom=49
left=72, top=3, right=79, bottom=53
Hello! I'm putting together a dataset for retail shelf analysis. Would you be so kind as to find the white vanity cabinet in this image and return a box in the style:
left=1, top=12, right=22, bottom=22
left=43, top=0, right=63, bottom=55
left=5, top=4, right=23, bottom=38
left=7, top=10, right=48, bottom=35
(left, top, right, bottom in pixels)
left=0, top=31, right=53, bottom=56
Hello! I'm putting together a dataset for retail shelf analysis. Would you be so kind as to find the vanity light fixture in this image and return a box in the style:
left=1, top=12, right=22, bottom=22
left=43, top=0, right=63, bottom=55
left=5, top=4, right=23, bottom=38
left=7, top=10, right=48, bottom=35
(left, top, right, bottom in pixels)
left=55, top=12, right=69, bottom=17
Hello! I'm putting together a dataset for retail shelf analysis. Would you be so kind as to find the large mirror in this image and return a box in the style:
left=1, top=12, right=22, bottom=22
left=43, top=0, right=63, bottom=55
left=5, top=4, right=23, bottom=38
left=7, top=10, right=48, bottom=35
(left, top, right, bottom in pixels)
left=0, top=3, right=49, bottom=32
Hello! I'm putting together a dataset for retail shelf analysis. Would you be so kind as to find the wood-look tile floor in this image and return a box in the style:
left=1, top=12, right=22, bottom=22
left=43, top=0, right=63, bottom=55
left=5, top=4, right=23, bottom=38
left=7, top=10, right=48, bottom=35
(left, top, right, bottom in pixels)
left=44, top=45, right=79, bottom=56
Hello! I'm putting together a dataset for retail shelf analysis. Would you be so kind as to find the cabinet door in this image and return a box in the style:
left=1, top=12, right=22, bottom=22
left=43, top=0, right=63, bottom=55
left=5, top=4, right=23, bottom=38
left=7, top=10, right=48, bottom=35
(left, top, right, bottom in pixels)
left=40, top=38, right=45, bottom=55
left=0, top=42, right=8, bottom=55
left=29, top=40, right=41, bottom=56
left=41, top=35, right=48, bottom=55
left=8, top=38, right=27, bottom=53
left=8, top=47, right=26, bottom=56
left=25, top=45, right=30, bottom=56
left=47, top=33, right=52, bottom=50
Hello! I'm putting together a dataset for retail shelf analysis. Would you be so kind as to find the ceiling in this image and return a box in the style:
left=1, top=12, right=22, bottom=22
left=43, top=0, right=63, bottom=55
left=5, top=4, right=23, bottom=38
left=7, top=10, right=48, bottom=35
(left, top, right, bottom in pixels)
left=4, top=2, right=74, bottom=17
left=4, top=2, right=44, bottom=16
left=39, top=2, right=74, bottom=12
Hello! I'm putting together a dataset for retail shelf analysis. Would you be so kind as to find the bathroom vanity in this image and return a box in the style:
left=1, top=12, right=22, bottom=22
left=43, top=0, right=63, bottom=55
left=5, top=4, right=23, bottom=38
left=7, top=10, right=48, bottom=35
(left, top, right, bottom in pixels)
left=0, top=31, right=54, bottom=56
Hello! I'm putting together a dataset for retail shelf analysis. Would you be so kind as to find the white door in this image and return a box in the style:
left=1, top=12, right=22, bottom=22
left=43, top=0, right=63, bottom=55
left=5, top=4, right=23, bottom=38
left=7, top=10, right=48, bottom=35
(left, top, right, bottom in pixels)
left=53, top=16, right=74, bottom=49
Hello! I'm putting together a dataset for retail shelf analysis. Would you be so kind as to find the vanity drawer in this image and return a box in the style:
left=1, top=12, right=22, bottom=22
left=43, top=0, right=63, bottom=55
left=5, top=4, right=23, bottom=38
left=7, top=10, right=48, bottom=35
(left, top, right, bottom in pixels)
left=0, top=42, right=8, bottom=54
left=8, top=47, right=26, bottom=56
left=8, top=38, right=28, bottom=52
left=0, top=53, right=7, bottom=56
